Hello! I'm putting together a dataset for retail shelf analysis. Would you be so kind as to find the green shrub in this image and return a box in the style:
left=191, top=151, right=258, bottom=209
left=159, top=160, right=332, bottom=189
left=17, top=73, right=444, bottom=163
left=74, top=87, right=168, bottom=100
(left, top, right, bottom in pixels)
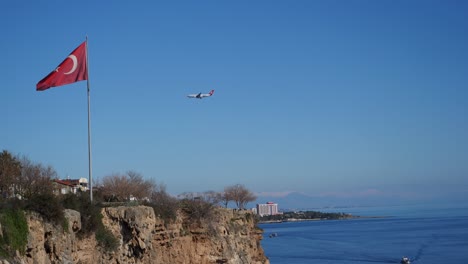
left=146, top=188, right=179, bottom=225
left=61, top=192, right=118, bottom=252
left=245, top=212, right=252, bottom=222
left=95, top=227, right=119, bottom=252
left=25, top=192, right=65, bottom=225
left=61, top=193, right=102, bottom=235
left=179, top=198, right=215, bottom=224
left=62, top=217, right=69, bottom=233
left=61, top=192, right=81, bottom=211
left=79, top=200, right=103, bottom=235
left=0, top=207, right=28, bottom=256
left=146, top=197, right=179, bottom=225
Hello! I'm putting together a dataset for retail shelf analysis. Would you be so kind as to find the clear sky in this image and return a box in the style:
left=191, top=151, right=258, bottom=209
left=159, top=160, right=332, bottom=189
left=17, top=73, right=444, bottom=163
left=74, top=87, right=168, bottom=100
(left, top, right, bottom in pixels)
left=2, top=1, right=467, bottom=205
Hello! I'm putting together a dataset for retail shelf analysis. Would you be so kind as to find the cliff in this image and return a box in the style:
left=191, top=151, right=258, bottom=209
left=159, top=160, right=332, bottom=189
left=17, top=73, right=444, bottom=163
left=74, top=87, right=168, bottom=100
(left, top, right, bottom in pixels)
left=3, top=206, right=269, bottom=264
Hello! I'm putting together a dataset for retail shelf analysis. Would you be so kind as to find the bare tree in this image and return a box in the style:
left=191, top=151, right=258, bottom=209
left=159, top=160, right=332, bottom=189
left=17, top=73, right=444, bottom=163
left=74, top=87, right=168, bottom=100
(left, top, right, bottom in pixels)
left=224, top=184, right=257, bottom=209
left=0, top=150, right=21, bottom=198
left=100, top=173, right=127, bottom=201
left=127, top=170, right=154, bottom=200
left=200, top=190, right=221, bottom=205
left=16, top=156, right=56, bottom=199
left=218, top=188, right=234, bottom=208
left=100, top=171, right=155, bottom=202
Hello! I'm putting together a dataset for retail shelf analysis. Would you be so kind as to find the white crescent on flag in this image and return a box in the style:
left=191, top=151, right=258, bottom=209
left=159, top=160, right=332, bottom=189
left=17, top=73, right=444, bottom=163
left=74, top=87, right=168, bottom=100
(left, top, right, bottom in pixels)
left=64, top=55, right=78, bottom=75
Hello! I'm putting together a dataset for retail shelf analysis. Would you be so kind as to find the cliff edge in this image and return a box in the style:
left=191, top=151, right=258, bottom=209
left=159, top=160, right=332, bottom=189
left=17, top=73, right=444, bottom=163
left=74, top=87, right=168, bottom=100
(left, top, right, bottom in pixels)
left=4, top=206, right=269, bottom=264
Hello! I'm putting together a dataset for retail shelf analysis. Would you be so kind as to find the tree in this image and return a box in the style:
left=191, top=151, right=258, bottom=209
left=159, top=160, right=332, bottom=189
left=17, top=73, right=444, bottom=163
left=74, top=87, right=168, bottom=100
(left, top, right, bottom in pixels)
left=100, top=171, right=155, bottom=202
left=224, top=184, right=257, bottom=209
left=0, top=150, right=21, bottom=198
left=148, top=184, right=179, bottom=223
left=178, top=191, right=218, bottom=224
left=218, top=188, right=234, bottom=208
left=15, top=156, right=56, bottom=199
left=200, top=190, right=221, bottom=205
left=127, top=171, right=154, bottom=200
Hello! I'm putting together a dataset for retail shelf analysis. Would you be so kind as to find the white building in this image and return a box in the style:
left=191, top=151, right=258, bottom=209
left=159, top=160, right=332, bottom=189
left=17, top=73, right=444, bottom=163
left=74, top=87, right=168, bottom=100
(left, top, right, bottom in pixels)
left=256, top=202, right=279, bottom=216
left=53, top=177, right=89, bottom=195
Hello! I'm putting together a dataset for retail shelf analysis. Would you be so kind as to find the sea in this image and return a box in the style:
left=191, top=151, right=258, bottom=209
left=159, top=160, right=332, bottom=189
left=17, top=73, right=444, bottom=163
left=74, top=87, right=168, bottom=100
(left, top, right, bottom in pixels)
left=259, top=203, right=468, bottom=264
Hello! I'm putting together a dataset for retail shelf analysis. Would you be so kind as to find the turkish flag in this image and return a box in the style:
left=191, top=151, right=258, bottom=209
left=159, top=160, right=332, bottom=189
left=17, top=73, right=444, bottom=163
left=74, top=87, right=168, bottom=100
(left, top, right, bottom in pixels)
left=36, top=41, right=88, bottom=91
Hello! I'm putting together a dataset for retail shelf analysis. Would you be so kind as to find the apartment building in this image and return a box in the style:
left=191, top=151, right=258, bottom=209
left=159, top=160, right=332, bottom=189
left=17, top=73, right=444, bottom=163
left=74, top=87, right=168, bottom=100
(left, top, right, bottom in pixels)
left=256, top=202, right=279, bottom=216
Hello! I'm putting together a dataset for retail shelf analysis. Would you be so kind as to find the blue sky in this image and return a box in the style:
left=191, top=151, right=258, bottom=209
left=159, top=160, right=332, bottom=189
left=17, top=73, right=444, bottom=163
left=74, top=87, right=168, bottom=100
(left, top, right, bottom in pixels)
left=2, top=1, right=467, bottom=205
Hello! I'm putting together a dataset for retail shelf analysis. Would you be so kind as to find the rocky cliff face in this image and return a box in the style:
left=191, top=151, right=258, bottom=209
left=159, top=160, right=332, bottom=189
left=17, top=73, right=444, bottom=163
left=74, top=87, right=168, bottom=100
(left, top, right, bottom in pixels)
left=6, top=206, right=269, bottom=264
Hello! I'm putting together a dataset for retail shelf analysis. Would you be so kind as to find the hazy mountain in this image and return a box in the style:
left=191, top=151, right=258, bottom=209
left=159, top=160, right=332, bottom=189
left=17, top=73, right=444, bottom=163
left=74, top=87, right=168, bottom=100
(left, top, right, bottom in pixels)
left=253, top=185, right=468, bottom=211
left=253, top=192, right=366, bottom=211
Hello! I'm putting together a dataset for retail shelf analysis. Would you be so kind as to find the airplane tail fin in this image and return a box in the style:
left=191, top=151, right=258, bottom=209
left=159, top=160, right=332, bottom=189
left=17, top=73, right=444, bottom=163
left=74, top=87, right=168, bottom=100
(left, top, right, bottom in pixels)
left=209, top=90, right=215, bottom=96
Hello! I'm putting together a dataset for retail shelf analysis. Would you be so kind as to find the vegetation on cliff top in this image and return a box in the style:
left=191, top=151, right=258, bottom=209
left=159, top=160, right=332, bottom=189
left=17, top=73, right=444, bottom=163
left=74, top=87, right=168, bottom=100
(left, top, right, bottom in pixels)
left=0, top=149, right=259, bottom=257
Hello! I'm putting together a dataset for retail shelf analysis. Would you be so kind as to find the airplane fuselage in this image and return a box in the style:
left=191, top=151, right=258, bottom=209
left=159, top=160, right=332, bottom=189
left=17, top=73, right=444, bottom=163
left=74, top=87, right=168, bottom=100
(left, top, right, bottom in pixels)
left=187, top=90, right=215, bottom=99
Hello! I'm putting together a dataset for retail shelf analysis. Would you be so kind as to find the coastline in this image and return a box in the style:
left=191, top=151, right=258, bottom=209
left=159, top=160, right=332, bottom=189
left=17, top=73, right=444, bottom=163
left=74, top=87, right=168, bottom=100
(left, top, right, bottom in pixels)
left=258, top=215, right=387, bottom=224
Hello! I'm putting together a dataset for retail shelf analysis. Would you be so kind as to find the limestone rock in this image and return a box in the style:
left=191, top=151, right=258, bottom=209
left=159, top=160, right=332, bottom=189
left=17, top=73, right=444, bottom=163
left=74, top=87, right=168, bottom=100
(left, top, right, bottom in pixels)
left=10, top=206, right=269, bottom=264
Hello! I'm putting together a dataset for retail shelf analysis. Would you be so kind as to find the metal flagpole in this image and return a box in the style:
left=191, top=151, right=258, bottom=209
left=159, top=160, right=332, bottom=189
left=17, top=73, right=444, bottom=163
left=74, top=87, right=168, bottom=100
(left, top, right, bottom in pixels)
left=85, top=36, right=93, bottom=202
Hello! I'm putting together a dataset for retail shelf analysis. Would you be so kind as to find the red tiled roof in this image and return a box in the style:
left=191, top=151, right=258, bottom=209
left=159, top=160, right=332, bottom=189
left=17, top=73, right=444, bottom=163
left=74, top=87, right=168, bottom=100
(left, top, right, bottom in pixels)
left=53, top=179, right=75, bottom=187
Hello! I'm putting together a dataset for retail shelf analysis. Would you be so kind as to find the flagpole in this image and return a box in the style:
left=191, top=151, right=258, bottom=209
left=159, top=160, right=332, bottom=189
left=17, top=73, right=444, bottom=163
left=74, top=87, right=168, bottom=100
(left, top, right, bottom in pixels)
left=85, top=36, right=93, bottom=202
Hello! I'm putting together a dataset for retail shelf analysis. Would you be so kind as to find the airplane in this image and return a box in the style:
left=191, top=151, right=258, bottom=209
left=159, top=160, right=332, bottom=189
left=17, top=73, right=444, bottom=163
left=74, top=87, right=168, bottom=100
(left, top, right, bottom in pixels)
left=187, top=89, right=215, bottom=99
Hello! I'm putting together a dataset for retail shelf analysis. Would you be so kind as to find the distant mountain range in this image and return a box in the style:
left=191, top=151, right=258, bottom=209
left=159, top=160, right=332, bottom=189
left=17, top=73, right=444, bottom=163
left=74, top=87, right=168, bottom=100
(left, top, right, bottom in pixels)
left=252, top=191, right=385, bottom=211
left=251, top=188, right=467, bottom=211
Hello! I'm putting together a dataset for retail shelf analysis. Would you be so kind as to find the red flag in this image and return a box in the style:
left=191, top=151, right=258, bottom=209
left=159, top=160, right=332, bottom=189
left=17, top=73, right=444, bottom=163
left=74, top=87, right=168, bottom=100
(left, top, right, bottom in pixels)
left=36, top=41, right=88, bottom=91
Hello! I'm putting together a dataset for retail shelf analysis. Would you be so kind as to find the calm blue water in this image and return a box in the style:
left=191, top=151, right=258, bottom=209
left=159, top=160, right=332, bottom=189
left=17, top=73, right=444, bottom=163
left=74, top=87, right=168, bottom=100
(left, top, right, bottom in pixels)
left=259, top=204, right=468, bottom=264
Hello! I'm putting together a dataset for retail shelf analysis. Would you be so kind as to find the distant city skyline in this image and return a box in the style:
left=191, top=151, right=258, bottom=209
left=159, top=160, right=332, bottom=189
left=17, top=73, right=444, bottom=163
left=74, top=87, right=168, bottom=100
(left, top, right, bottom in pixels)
left=2, top=1, right=467, bottom=207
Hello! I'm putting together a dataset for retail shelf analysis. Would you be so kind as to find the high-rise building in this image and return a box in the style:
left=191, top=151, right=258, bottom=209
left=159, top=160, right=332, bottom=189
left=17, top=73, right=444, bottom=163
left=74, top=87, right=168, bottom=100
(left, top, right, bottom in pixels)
left=256, top=202, right=279, bottom=216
